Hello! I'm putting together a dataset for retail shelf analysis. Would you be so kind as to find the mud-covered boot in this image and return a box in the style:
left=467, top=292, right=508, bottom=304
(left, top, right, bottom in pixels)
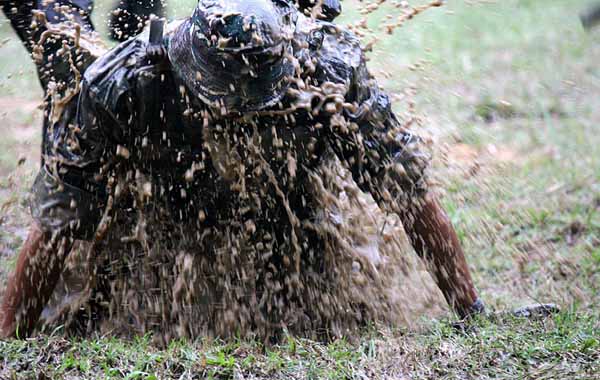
left=511, top=303, right=560, bottom=318
left=453, top=300, right=560, bottom=332
left=452, top=298, right=486, bottom=332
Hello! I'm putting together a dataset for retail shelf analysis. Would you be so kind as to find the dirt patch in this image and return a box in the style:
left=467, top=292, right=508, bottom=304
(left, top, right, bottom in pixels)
left=473, top=99, right=523, bottom=123
left=0, top=96, right=42, bottom=176
left=436, top=142, right=520, bottom=181
left=0, top=97, right=42, bottom=114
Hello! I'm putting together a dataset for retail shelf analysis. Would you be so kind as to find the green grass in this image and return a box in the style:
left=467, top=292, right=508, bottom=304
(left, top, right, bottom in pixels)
left=1, top=312, right=598, bottom=379
left=1, top=0, right=600, bottom=378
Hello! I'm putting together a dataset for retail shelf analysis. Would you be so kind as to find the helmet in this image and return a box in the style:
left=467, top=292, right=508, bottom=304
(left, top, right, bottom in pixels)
left=168, top=0, right=297, bottom=114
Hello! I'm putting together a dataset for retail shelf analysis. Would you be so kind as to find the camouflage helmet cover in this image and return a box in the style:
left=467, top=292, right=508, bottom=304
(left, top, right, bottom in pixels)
left=168, top=0, right=298, bottom=113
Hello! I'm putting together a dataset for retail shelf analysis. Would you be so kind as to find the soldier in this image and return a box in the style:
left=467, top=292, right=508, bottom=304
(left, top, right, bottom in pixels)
left=0, top=0, right=488, bottom=338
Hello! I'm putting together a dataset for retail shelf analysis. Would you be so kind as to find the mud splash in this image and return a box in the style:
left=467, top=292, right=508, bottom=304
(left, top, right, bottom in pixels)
left=15, top=0, right=451, bottom=344
left=42, top=159, right=446, bottom=345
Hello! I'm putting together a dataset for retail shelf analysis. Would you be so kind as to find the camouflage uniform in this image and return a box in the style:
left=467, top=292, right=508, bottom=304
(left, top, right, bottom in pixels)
left=31, top=14, right=430, bottom=244
left=9, top=0, right=431, bottom=336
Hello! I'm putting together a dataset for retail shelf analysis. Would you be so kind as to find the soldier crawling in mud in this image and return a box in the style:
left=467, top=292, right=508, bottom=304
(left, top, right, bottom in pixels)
left=0, top=0, right=493, bottom=339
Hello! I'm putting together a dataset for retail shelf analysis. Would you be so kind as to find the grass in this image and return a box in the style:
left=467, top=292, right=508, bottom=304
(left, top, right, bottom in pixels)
left=1, top=313, right=598, bottom=379
left=1, top=0, right=600, bottom=378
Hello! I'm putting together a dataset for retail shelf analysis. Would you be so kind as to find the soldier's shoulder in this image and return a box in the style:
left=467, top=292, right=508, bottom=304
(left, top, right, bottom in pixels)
left=297, top=16, right=364, bottom=69
left=83, top=27, right=175, bottom=113
left=83, top=37, right=147, bottom=89
left=83, top=20, right=182, bottom=100
left=295, top=16, right=365, bottom=87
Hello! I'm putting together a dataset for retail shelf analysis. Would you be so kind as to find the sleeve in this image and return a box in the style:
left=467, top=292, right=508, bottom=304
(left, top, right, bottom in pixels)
left=31, top=41, right=139, bottom=240
left=1, top=0, right=94, bottom=54
left=329, top=55, right=431, bottom=211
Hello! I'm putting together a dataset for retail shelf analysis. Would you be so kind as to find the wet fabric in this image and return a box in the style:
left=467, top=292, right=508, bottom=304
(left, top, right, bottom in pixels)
left=1, top=0, right=98, bottom=94
left=20, top=3, right=433, bottom=339
left=32, top=15, right=430, bottom=241
left=1, top=0, right=38, bottom=51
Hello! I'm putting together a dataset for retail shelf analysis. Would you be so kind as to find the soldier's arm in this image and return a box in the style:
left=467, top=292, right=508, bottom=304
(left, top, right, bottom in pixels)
left=0, top=47, right=139, bottom=337
left=1, top=0, right=37, bottom=51
left=330, top=63, right=483, bottom=319
left=0, top=93, right=114, bottom=339
left=0, top=224, right=73, bottom=338
left=1, top=0, right=95, bottom=53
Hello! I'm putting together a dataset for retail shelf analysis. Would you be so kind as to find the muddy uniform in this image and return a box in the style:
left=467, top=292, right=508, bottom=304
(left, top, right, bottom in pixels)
left=1, top=0, right=474, bottom=340
left=1, top=1, right=92, bottom=48
left=32, top=16, right=429, bottom=246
